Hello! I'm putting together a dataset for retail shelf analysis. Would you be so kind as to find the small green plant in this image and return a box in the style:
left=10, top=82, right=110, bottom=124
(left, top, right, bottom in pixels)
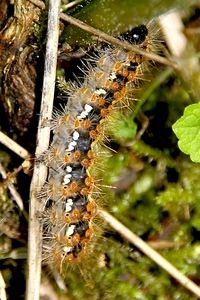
left=173, top=103, right=200, bottom=162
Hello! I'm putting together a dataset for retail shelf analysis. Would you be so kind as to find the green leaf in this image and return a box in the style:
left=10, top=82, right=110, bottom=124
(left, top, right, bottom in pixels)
left=172, top=103, right=200, bottom=162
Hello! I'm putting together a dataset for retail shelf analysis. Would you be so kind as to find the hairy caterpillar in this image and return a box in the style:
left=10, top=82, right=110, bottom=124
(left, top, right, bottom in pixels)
left=39, top=22, right=161, bottom=272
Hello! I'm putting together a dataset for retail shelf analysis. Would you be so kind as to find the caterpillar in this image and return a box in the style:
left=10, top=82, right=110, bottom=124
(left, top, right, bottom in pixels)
left=39, top=22, right=161, bottom=272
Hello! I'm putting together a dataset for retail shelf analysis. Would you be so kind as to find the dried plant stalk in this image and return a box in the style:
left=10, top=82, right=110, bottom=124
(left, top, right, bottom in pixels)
left=26, top=1, right=61, bottom=300
left=100, top=210, right=200, bottom=298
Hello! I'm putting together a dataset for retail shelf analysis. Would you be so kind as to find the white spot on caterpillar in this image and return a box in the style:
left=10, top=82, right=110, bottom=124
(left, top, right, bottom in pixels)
left=63, top=178, right=70, bottom=185
left=84, top=104, right=93, bottom=113
left=65, top=141, right=77, bottom=152
left=124, top=61, right=131, bottom=67
left=65, top=198, right=73, bottom=212
left=63, top=173, right=72, bottom=185
left=66, top=224, right=76, bottom=237
left=71, top=141, right=77, bottom=147
left=109, top=72, right=117, bottom=80
left=94, top=88, right=107, bottom=96
left=66, top=166, right=72, bottom=173
left=77, top=112, right=87, bottom=120
left=77, top=104, right=93, bottom=120
left=66, top=144, right=75, bottom=152
left=62, top=246, right=73, bottom=254
left=64, top=174, right=72, bottom=179
left=73, top=131, right=79, bottom=141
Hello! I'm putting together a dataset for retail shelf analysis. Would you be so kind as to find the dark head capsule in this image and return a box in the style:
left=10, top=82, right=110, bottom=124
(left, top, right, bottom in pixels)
left=119, top=24, right=148, bottom=45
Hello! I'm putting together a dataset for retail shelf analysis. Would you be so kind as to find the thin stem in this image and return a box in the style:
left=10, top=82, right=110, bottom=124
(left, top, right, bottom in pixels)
left=0, top=131, right=30, bottom=160
left=25, top=0, right=61, bottom=299
left=60, top=13, right=177, bottom=68
left=99, top=210, right=200, bottom=298
left=29, top=0, right=177, bottom=68
left=0, top=163, right=24, bottom=211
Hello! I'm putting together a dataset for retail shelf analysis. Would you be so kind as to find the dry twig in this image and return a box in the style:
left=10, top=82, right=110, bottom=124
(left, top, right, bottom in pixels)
left=29, top=0, right=177, bottom=68
left=60, top=13, right=177, bottom=68
left=99, top=210, right=200, bottom=298
left=0, top=163, right=24, bottom=211
left=25, top=1, right=61, bottom=300
left=0, top=131, right=29, bottom=160
left=0, top=272, right=7, bottom=300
